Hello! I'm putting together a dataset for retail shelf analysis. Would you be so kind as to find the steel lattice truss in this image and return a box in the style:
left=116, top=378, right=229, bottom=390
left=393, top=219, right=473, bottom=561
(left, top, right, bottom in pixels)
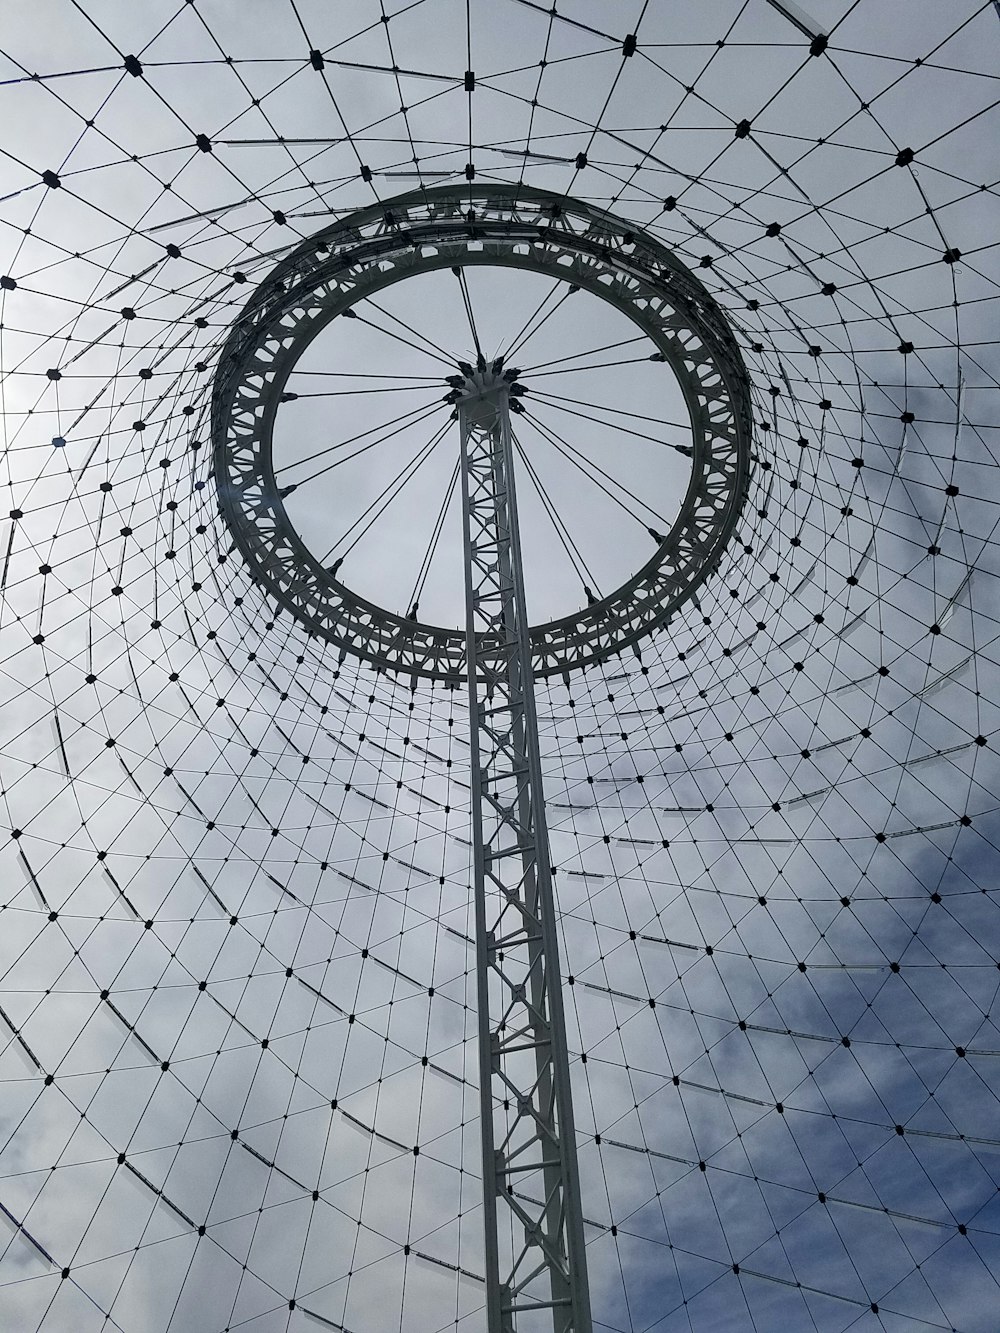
left=0, top=4, right=999, bottom=1333
left=458, top=370, right=591, bottom=1331
left=212, top=185, right=751, bottom=681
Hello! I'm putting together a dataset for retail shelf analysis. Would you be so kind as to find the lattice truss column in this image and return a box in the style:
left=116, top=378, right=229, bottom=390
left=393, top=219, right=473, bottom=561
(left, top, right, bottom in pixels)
left=458, top=369, right=592, bottom=1333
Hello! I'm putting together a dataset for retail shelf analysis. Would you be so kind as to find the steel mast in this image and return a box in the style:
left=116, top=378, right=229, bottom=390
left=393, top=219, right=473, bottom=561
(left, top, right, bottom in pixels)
left=457, top=360, right=593, bottom=1333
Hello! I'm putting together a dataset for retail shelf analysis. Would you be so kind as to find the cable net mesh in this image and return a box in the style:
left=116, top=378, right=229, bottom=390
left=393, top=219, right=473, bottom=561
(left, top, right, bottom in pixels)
left=0, top=3, right=998, bottom=1331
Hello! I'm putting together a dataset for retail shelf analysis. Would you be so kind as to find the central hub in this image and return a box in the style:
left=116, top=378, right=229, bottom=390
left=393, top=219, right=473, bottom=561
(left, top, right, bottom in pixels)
left=448, top=358, right=523, bottom=426
left=457, top=363, right=509, bottom=403
left=445, top=359, right=525, bottom=426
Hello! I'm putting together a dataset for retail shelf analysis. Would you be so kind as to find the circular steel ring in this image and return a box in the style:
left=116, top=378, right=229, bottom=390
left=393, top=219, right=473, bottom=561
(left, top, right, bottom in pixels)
left=212, top=185, right=753, bottom=682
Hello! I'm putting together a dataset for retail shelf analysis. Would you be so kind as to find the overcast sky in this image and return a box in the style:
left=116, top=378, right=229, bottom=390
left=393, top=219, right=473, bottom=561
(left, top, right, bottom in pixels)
left=1, top=3, right=999, bottom=1332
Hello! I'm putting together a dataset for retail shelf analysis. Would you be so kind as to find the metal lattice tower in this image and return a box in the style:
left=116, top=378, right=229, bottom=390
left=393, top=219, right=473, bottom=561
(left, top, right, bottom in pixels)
left=208, top=181, right=751, bottom=1332
left=458, top=364, right=592, bottom=1332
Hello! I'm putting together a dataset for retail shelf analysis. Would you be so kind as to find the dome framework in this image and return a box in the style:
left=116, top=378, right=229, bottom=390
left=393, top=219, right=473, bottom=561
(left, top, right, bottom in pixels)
left=0, top=4, right=999, bottom=1333
left=211, top=178, right=754, bottom=1329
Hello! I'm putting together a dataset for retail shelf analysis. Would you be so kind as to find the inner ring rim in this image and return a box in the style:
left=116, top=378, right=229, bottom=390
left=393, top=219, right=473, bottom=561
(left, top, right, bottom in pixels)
left=212, top=186, right=753, bottom=682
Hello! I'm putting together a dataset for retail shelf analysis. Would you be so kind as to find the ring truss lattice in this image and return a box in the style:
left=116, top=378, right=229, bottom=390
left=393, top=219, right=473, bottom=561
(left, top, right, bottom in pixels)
left=1, top=4, right=999, bottom=1333
left=213, top=184, right=751, bottom=680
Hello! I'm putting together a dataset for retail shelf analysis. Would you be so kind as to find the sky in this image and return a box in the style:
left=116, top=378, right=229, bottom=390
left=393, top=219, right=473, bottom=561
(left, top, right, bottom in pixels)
left=0, top=3, right=999, bottom=1331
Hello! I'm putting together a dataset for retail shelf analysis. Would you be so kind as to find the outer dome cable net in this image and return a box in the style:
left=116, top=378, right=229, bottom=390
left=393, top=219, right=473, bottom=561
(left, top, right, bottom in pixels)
left=0, top=5, right=998, bottom=1332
